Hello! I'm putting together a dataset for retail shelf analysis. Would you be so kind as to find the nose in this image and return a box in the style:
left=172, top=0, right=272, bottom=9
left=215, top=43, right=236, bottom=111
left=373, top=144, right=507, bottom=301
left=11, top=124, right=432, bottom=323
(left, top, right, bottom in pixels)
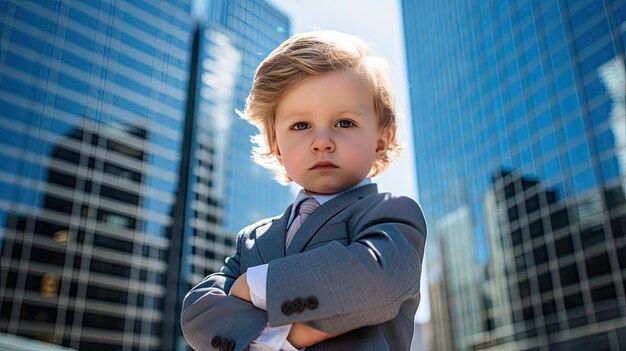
left=311, top=131, right=335, bottom=153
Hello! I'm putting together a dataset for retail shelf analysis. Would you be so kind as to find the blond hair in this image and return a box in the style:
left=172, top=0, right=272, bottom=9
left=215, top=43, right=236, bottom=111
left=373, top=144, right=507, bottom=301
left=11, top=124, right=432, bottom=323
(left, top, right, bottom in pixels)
left=240, top=30, right=401, bottom=184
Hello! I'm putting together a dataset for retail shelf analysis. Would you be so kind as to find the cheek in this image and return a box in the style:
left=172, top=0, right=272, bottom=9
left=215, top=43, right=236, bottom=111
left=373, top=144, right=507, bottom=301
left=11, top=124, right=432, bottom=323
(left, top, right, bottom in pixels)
left=351, top=136, right=379, bottom=155
left=344, top=139, right=378, bottom=167
left=281, top=155, right=306, bottom=179
left=277, top=139, right=303, bottom=168
left=274, top=132, right=290, bottom=157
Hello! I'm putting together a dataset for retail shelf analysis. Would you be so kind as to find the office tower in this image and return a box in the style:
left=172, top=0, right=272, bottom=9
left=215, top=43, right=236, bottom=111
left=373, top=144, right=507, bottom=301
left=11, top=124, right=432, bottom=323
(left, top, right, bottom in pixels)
left=203, top=0, right=294, bottom=235
left=181, top=0, right=292, bottom=292
left=402, top=1, right=626, bottom=350
left=0, top=1, right=193, bottom=350
left=175, top=2, right=292, bottom=346
left=0, top=0, right=294, bottom=350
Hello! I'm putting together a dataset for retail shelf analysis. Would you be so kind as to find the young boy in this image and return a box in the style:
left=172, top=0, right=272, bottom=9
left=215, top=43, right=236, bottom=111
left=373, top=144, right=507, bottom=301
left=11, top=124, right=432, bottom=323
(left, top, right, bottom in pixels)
left=181, top=30, right=427, bottom=351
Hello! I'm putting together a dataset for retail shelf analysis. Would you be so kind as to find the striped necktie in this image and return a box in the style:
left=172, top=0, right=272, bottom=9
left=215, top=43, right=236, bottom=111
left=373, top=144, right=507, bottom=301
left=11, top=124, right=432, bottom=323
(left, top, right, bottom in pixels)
left=285, top=197, right=320, bottom=249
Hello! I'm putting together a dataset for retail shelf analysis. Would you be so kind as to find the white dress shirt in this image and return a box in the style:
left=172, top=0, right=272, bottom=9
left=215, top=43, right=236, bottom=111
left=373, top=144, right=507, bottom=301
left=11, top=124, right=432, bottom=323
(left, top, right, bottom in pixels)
left=247, top=179, right=371, bottom=351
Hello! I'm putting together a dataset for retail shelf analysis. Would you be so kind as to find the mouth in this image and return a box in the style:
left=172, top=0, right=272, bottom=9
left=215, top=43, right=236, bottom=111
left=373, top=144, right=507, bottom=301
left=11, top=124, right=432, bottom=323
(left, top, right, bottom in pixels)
left=310, top=161, right=339, bottom=170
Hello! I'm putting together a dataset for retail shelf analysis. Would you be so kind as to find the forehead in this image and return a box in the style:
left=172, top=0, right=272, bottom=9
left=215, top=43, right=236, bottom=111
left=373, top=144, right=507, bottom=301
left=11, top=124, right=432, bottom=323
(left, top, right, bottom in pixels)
left=275, top=71, right=374, bottom=120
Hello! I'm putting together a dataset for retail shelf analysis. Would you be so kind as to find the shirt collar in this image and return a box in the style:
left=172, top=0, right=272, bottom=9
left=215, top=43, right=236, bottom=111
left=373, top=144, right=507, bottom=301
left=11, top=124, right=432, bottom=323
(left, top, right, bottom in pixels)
left=288, top=178, right=372, bottom=226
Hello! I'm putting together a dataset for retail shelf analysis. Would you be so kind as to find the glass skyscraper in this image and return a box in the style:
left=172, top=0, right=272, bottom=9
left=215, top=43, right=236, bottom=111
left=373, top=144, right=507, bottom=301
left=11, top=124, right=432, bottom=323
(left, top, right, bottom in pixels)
left=182, top=0, right=292, bottom=281
left=402, top=1, right=625, bottom=350
left=202, top=0, right=294, bottom=235
left=176, top=1, right=292, bottom=348
left=0, top=1, right=193, bottom=350
left=0, top=0, right=294, bottom=350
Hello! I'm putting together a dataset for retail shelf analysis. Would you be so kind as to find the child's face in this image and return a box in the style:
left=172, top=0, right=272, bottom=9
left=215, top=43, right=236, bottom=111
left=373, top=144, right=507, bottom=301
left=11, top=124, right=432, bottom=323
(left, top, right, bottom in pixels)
left=274, top=71, right=386, bottom=195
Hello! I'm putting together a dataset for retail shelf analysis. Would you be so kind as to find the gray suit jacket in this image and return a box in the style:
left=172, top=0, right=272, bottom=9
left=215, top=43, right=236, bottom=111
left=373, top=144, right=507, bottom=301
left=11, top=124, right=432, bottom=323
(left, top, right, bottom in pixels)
left=181, top=184, right=427, bottom=351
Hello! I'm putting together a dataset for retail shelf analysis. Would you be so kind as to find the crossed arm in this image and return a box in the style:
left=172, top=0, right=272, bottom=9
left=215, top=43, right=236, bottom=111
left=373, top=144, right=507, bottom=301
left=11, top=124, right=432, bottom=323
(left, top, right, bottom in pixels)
left=181, top=196, right=426, bottom=350
left=181, top=256, right=340, bottom=350
left=229, top=272, right=341, bottom=348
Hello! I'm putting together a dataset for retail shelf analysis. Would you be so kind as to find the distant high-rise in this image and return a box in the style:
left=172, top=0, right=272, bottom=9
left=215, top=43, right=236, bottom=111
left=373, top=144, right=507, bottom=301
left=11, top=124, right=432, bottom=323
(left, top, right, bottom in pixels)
left=180, top=0, right=291, bottom=287
left=167, top=0, right=293, bottom=349
left=0, top=1, right=193, bottom=350
left=402, top=1, right=626, bottom=350
left=202, top=0, right=294, bottom=235
left=0, top=1, right=294, bottom=350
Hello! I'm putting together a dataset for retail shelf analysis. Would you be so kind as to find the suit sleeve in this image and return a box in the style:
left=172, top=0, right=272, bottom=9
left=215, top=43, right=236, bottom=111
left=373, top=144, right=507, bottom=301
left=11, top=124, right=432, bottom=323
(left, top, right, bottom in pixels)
left=265, top=195, right=427, bottom=333
left=181, top=228, right=268, bottom=351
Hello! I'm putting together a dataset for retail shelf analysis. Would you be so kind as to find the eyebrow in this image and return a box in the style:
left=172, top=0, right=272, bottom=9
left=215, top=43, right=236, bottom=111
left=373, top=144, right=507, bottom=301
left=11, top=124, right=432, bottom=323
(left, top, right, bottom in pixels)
left=336, top=110, right=366, bottom=117
left=279, top=109, right=365, bottom=121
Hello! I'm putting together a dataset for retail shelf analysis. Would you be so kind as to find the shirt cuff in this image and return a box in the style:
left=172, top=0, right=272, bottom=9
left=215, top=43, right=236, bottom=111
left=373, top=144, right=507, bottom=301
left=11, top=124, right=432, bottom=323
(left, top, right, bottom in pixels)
left=247, top=264, right=269, bottom=310
left=283, top=338, right=304, bottom=351
left=252, top=323, right=292, bottom=350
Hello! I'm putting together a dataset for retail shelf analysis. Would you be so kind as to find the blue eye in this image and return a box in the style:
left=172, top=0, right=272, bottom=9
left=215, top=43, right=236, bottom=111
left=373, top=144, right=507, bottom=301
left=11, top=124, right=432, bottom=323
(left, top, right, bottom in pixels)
left=335, top=120, right=354, bottom=128
left=291, top=122, right=310, bottom=130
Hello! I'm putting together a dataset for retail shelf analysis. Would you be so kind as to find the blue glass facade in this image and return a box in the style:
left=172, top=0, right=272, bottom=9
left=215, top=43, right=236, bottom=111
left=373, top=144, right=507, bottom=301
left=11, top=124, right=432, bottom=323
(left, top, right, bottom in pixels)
left=0, top=0, right=294, bottom=350
left=204, top=0, right=293, bottom=234
left=0, top=1, right=192, bottom=350
left=176, top=1, right=293, bottom=349
left=403, top=1, right=625, bottom=350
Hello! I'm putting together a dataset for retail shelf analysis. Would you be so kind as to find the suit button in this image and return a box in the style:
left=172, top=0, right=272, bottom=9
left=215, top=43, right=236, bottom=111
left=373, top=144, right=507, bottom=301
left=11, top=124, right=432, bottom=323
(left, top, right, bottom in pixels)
left=228, top=341, right=235, bottom=351
left=293, top=297, right=306, bottom=312
left=220, top=339, right=230, bottom=351
left=306, top=296, right=319, bottom=310
left=281, top=301, right=295, bottom=315
left=211, top=336, right=221, bottom=348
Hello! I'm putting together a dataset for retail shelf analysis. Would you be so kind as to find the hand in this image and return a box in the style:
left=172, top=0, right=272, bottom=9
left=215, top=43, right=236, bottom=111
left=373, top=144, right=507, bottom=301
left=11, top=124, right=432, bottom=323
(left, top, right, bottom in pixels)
left=228, top=272, right=251, bottom=302
left=287, top=323, right=343, bottom=348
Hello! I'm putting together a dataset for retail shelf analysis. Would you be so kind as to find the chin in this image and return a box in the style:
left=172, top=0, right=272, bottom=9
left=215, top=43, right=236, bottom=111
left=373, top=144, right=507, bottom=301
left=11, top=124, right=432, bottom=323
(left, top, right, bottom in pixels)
left=299, top=176, right=361, bottom=195
left=306, top=183, right=349, bottom=195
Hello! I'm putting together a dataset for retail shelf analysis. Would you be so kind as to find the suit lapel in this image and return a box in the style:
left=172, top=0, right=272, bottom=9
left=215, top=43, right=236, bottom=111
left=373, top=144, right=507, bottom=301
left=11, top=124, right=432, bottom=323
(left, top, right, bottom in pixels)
left=286, top=183, right=378, bottom=255
left=256, top=205, right=292, bottom=263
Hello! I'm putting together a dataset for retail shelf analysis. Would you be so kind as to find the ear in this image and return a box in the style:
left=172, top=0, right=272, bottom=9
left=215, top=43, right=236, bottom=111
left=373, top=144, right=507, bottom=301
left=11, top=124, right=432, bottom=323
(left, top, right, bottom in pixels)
left=375, top=130, right=390, bottom=158
left=272, top=142, right=284, bottom=165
